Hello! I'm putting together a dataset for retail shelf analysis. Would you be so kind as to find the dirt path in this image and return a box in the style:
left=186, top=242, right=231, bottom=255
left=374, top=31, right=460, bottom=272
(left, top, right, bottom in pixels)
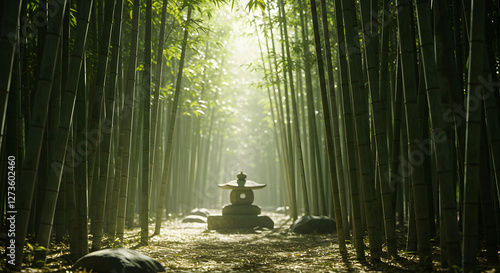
left=124, top=213, right=414, bottom=272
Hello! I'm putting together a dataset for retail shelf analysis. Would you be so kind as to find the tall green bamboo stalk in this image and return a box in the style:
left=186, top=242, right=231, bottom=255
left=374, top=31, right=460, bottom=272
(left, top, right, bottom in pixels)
left=155, top=6, right=192, bottom=234
left=89, top=0, right=116, bottom=251
left=333, top=0, right=363, bottom=258
left=35, top=0, right=94, bottom=262
left=395, top=0, right=431, bottom=266
left=310, top=0, right=346, bottom=252
left=414, top=0, right=461, bottom=266
left=13, top=0, right=68, bottom=269
left=117, top=0, right=141, bottom=240
left=279, top=0, right=310, bottom=216
left=341, top=0, right=382, bottom=260
left=358, top=0, right=397, bottom=257
left=0, top=0, right=22, bottom=152
left=462, top=0, right=486, bottom=270
left=140, top=0, right=152, bottom=246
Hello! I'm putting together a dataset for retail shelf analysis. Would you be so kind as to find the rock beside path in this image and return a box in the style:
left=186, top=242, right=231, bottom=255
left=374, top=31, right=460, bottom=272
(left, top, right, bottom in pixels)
left=182, top=214, right=208, bottom=223
left=189, top=208, right=211, bottom=217
left=290, top=215, right=336, bottom=234
left=73, top=248, right=165, bottom=273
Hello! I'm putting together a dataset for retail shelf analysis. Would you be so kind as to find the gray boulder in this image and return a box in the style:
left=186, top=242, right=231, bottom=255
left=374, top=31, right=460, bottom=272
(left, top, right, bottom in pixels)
left=189, top=208, right=211, bottom=217
left=290, top=215, right=336, bottom=234
left=275, top=206, right=288, bottom=214
left=73, top=248, right=165, bottom=273
left=182, top=214, right=207, bottom=223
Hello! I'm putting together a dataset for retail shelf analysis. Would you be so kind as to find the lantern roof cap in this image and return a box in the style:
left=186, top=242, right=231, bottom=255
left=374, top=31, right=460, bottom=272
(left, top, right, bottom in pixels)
left=217, top=172, right=266, bottom=190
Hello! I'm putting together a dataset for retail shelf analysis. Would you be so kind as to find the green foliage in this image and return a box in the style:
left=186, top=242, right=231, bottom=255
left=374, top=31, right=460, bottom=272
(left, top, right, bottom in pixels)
left=24, top=243, right=48, bottom=268
left=34, top=260, right=46, bottom=268
left=245, top=0, right=266, bottom=12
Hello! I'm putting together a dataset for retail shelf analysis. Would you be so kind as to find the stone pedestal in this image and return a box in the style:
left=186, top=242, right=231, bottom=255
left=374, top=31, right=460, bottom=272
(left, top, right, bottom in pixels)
left=207, top=215, right=274, bottom=230
left=207, top=172, right=274, bottom=230
left=222, top=204, right=261, bottom=215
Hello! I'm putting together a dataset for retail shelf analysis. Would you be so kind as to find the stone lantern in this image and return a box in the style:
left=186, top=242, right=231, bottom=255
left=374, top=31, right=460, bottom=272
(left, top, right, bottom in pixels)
left=207, top=172, right=274, bottom=230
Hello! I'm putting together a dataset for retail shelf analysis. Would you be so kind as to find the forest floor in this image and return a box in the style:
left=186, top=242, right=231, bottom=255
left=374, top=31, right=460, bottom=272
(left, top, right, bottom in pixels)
left=3, top=212, right=500, bottom=272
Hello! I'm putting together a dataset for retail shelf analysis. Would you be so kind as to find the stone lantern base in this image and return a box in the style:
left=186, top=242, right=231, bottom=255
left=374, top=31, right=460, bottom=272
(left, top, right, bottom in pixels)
left=222, top=204, right=261, bottom=215
left=207, top=215, right=274, bottom=230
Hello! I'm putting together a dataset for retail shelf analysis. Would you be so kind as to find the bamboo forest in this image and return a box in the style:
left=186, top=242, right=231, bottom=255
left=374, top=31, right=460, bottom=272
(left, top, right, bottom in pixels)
left=1, top=0, right=500, bottom=272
